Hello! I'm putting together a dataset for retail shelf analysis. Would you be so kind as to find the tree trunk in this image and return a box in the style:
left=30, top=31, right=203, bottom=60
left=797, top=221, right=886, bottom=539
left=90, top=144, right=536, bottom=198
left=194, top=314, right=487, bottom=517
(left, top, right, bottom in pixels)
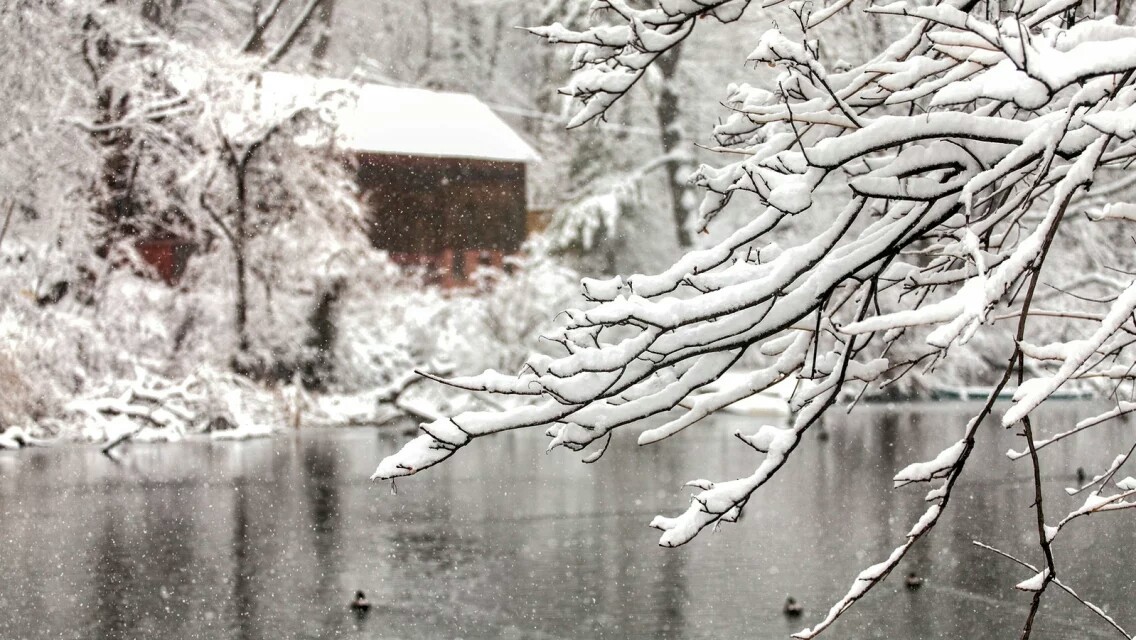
left=310, top=0, right=335, bottom=63
left=264, top=0, right=325, bottom=65
left=241, top=0, right=287, bottom=53
left=93, top=107, right=140, bottom=252
left=234, top=243, right=250, bottom=354
left=654, top=42, right=691, bottom=248
left=233, top=159, right=251, bottom=361
left=83, top=17, right=142, bottom=254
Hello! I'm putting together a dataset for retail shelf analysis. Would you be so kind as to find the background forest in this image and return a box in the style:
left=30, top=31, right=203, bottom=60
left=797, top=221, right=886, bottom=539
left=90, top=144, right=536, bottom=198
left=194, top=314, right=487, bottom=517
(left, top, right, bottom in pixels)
left=0, top=0, right=836, bottom=438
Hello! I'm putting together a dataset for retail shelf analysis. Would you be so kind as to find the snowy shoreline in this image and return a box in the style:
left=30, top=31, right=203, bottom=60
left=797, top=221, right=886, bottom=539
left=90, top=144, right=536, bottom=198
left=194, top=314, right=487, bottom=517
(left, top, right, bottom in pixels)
left=0, top=367, right=447, bottom=452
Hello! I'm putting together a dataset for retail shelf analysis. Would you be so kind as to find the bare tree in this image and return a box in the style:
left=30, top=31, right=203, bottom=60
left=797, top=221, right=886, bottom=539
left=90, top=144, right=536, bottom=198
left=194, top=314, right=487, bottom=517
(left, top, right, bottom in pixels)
left=194, top=78, right=359, bottom=374
left=376, top=1, right=1136, bottom=637
left=647, top=39, right=697, bottom=248
left=199, top=126, right=278, bottom=361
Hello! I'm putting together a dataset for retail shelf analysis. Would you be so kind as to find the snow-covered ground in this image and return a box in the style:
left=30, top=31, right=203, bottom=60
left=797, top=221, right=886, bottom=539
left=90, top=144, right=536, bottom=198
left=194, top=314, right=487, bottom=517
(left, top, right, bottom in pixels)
left=0, top=241, right=579, bottom=448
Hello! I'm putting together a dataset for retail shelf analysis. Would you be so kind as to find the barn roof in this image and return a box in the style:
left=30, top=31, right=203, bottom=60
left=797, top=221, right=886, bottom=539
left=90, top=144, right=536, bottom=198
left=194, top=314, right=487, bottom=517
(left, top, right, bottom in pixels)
left=259, top=72, right=540, bottom=164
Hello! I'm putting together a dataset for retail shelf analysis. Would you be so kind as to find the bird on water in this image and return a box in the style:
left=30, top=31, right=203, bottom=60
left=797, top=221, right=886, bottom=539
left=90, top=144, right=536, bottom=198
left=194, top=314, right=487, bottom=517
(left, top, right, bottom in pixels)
left=350, top=590, right=371, bottom=612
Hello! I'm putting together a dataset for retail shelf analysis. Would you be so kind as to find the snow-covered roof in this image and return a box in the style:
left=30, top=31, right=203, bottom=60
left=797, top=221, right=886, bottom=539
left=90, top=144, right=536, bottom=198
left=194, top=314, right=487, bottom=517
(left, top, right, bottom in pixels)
left=259, top=72, right=540, bottom=164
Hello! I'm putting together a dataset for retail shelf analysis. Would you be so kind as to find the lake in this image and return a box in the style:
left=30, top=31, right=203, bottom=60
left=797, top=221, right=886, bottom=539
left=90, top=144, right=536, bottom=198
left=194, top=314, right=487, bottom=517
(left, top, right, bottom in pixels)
left=1, top=401, right=1134, bottom=639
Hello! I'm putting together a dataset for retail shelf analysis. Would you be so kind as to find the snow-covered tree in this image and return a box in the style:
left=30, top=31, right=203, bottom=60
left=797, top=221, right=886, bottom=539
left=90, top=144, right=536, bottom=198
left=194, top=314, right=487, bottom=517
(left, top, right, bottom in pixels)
left=0, top=2, right=368, bottom=421
left=187, top=71, right=363, bottom=373
left=376, top=1, right=1136, bottom=636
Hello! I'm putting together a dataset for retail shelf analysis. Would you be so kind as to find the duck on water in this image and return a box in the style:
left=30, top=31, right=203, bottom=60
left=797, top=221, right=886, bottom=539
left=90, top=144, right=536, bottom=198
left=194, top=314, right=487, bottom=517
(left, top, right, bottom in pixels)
left=350, top=591, right=371, bottom=612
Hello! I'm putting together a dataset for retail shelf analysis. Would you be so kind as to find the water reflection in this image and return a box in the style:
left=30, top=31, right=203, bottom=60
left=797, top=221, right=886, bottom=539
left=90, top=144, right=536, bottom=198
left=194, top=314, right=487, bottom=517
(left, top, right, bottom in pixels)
left=230, top=485, right=258, bottom=640
left=93, top=515, right=131, bottom=639
left=302, top=440, right=342, bottom=594
left=0, top=402, right=1133, bottom=639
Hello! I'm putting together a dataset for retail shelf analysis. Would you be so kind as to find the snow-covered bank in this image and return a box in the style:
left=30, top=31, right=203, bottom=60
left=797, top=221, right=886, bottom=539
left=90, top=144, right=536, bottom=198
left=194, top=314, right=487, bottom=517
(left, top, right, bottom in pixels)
left=0, top=366, right=492, bottom=452
left=1, top=235, right=578, bottom=448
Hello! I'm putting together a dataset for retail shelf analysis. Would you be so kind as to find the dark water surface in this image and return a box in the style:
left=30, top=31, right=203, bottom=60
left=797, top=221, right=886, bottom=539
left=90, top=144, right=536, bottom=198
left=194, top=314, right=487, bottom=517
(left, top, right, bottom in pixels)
left=2, top=402, right=1135, bottom=639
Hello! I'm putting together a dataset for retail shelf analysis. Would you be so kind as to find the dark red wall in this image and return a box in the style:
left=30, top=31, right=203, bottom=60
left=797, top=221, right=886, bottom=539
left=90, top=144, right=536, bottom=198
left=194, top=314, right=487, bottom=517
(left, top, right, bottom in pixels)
left=135, top=237, right=195, bottom=285
left=355, top=153, right=527, bottom=257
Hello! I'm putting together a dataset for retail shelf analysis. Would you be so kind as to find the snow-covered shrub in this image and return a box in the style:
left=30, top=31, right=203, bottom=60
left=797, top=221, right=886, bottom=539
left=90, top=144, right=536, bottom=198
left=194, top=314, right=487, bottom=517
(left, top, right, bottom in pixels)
left=460, top=246, right=582, bottom=372
left=0, top=237, right=217, bottom=433
left=66, top=364, right=285, bottom=444
left=0, top=324, right=48, bottom=428
left=377, top=2, right=1136, bottom=637
left=333, top=245, right=579, bottom=393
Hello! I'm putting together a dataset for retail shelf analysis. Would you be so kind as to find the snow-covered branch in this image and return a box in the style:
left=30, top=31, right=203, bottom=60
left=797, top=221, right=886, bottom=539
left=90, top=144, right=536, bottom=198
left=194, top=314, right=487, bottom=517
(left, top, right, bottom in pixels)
left=378, top=1, right=1136, bottom=636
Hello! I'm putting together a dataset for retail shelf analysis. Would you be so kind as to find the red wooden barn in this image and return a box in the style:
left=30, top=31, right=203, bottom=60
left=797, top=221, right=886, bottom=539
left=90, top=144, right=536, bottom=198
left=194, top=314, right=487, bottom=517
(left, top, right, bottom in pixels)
left=263, top=73, right=541, bottom=287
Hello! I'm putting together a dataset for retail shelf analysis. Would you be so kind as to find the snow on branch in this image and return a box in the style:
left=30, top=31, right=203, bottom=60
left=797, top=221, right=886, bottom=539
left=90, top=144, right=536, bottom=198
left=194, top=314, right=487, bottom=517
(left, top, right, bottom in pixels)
left=1004, top=278, right=1136, bottom=425
left=529, top=0, right=748, bottom=127
left=377, top=1, right=1136, bottom=636
left=973, top=541, right=1132, bottom=638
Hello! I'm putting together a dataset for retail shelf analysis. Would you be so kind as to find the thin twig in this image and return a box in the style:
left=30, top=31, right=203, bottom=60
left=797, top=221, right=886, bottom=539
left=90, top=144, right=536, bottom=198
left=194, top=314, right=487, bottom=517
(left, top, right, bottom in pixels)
left=974, top=541, right=1132, bottom=639
left=0, top=199, right=15, bottom=252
